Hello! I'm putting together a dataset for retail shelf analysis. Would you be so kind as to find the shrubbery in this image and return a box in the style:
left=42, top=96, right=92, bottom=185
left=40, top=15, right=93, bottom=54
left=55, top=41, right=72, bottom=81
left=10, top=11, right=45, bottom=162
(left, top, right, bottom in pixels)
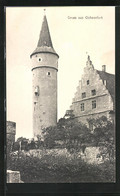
left=12, top=116, right=115, bottom=162
left=8, top=116, right=115, bottom=182
left=87, top=116, right=115, bottom=162
left=7, top=150, right=115, bottom=183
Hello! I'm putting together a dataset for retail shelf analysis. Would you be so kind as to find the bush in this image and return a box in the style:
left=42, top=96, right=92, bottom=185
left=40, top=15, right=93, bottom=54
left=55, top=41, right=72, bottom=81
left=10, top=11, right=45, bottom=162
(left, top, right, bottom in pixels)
left=87, top=116, right=115, bottom=162
left=7, top=150, right=115, bottom=183
left=8, top=116, right=115, bottom=182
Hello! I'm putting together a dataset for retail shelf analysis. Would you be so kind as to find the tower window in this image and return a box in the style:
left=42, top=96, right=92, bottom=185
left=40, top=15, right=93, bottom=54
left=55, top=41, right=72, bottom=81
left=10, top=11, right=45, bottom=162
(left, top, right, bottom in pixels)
left=92, top=100, right=96, bottom=109
left=35, top=86, right=39, bottom=96
left=91, top=89, right=96, bottom=96
left=37, top=57, right=42, bottom=62
left=87, top=80, right=89, bottom=85
left=47, top=72, right=51, bottom=76
left=81, top=103, right=84, bottom=111
left=82, top=92, right=86, bottom=99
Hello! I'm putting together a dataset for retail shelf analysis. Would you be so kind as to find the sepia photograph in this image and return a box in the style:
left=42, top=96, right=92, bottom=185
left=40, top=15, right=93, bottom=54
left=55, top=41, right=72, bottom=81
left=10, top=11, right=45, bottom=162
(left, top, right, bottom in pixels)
left=6, top=6, right=115, bottom=183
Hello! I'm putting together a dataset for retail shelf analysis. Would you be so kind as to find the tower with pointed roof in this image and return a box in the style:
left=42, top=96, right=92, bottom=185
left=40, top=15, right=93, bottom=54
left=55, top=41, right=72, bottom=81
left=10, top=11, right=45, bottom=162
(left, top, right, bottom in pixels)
left=30, top=12, right=59, bottom=137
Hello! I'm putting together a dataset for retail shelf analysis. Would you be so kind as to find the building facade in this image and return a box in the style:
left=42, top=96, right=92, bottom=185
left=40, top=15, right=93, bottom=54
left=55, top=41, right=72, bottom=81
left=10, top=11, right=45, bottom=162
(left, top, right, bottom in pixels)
left=30, top=13, right=59, bottom=137
left=69, top=56, right=115, bottom=128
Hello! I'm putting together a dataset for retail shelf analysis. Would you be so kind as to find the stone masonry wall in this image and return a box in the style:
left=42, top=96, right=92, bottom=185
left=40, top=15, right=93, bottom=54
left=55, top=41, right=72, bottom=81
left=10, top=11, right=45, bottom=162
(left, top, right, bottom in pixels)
left=6, top=121, right=16, bottom=153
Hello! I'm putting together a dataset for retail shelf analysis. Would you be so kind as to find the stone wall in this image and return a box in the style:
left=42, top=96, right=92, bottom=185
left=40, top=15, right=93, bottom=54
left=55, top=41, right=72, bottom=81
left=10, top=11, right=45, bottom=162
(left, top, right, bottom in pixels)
left=81, top=147, right=103, bottom=164
left=20, top=148, right=102, bottom=165
left=7, top=170, right=23, bottom=183
left=6, top=121, right=16, bottom=154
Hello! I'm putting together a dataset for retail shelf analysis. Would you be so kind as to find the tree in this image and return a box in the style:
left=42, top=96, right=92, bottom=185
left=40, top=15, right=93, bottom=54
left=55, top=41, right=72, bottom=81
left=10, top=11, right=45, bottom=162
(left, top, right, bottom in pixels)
left=87, top=116, right=115, bottom=162
left=63, top=120, right=92, bottom=155
left=42, top=118, right=93, bottom=154
left=42, top=126, right=59, bottom=148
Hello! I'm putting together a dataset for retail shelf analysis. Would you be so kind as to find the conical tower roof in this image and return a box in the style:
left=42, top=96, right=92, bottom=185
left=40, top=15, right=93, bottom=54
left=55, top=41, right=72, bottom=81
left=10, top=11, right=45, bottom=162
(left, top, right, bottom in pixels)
left=37, top=14, right=53, bottom=47
left=30, top=13, right=59, bottom=58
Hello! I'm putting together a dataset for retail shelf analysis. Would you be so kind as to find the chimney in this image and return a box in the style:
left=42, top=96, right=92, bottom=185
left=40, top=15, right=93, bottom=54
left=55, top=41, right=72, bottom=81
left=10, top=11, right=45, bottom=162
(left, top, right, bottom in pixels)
left=102, top=65, right=106, bottom=72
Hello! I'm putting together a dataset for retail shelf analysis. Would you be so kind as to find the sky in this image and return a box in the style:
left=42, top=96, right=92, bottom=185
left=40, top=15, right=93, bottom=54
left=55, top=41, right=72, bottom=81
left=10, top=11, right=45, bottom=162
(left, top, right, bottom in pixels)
left=6, top=7, right=115, bottom=139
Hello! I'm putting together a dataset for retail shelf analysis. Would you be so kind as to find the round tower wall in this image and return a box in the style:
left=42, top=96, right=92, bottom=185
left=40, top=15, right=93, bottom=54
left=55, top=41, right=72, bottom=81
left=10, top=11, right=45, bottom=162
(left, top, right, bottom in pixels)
left=31, top=53, right=58, bottom=71
left=31, top=53, right=58, bottom=137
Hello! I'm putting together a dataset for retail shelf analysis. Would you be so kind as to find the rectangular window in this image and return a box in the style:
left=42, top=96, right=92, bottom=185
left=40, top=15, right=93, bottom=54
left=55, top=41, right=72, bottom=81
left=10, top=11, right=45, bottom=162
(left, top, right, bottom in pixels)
left=87, top=80, right=89, bottom=85
left=82, top=92, right=86, bottom=99
left=91, top=89, right=96, bottom=96
left=92, top=100, right=96, bottom=109
left=103, top=80, right=106, bottom=86
left=81, top=103, right=84, bottom=111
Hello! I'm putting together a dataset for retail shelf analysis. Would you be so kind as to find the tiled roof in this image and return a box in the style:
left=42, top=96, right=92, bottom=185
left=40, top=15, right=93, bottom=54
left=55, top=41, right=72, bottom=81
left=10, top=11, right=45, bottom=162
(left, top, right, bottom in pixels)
left=30, top=15, right=58, bottom=57
left=30, top=46, right=58, bottom=57
left=97, top=70, right=115, bottom=105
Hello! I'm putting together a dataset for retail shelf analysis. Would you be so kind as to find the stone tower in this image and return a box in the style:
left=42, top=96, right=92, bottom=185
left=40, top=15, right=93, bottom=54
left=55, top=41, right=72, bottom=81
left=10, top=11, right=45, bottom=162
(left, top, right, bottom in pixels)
left=30, top=12, right=59, bottom=137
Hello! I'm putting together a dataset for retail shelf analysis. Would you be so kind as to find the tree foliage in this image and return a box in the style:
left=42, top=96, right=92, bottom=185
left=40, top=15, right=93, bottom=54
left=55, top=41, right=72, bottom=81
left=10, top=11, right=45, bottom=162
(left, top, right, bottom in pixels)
left=42, top=119, right=93, bottom=153
left=87, top=116, right=115, bottom=162
left=8, top=116, right=115, bottom=182
left=11, top=116, right=115, bottom=163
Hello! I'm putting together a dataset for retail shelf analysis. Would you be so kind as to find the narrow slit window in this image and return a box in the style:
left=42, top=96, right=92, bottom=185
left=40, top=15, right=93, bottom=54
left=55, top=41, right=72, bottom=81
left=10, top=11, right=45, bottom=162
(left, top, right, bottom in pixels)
left=35, top=86, right=39, bottom=96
